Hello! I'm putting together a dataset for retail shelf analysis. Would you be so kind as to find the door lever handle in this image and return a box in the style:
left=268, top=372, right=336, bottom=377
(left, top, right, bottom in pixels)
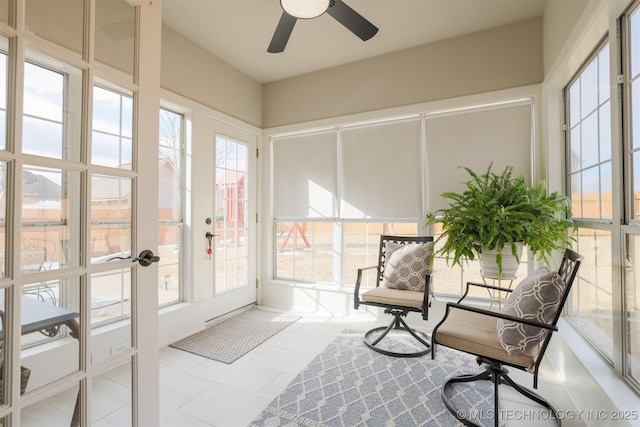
left=132, top=250, right=160, bottom=267
left=107, top=250, right=160, bottom=266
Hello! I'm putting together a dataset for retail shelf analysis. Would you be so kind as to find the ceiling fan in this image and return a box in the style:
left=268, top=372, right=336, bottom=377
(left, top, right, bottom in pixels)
left=268, top=0, right=378, bottom=53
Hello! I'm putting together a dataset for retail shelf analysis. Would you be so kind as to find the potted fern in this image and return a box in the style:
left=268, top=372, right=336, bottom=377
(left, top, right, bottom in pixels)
left=425, top=164, right=574, bottom=279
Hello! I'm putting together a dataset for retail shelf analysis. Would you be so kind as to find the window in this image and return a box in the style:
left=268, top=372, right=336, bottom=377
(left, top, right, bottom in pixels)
left=275, top=221, right=418, bottom=286
left=564, top=40, right=614, bottom=360
left=158, top=108, right=183, bottom=305
left=272, top=117, right=424, bottom=287
left=567, top=43, right=613, bottom=221
left=275, top=221, right=335, bottom=284
left=425, top=102, right=534, bottom=297
left=626, top=3, right=640, bottom=389
left=343, top=222, right=419, bottom=288
left=271, top=103, right=535, bottom=290
left=429, top=223, right=529, bottom=299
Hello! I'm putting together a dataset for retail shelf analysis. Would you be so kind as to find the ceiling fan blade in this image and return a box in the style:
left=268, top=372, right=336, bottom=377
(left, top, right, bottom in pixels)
left=268, top=12, right=297, bottom=53
left=326, top=0, right=378, bottom=41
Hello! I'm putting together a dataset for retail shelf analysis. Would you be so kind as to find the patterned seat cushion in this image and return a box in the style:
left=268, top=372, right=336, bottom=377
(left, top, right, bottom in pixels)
left=496, top=267, right=566, bottom=356
left=381, top=241, right=434, bottom=292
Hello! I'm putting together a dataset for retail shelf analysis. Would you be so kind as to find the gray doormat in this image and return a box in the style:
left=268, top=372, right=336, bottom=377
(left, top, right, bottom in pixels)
left=169, top=307, right=301, bottom=364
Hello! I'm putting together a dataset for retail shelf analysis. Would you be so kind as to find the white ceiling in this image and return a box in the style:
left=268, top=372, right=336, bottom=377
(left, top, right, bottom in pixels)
left=161, top=0, right=548, bottom=84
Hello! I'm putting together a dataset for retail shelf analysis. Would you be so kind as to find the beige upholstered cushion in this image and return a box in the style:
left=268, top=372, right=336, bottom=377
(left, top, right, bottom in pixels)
left=382, top=242, right=433, bottom=292
left=496, top=267, right=565, bottom=357
left=435, top=308, right=537, bottom=372
left=361, top=287, right=426, bottom=309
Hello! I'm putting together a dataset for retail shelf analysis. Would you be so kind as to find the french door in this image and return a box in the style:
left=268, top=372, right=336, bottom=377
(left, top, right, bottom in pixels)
left=200, top=116, right=257, bottom=317
left=0, top=1, right=160, bottom=425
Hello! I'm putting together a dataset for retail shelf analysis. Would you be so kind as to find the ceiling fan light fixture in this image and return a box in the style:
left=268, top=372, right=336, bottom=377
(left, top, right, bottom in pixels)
left=280, top=0, right=330, bottom=19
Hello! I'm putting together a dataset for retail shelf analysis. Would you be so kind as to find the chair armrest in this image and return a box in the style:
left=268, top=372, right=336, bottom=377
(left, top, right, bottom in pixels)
left=457, top=281, right=514, bottom=303
left=431, top=302, right=558, bottom=361
left=354, top=266, right=378, bottom=309
left=466, top=281, right=514, bottom=292
left=444, top=302, right=558, bottom=332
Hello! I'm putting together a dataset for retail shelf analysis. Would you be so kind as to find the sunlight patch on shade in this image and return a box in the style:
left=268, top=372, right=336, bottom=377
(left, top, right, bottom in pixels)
left=308, top=180, right=333, bottom=218
left=340, top=200, right=366, bottom=218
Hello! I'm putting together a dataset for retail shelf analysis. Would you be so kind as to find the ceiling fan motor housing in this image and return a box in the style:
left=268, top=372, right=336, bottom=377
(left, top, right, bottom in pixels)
left=269, top=0, right=378, bottom=53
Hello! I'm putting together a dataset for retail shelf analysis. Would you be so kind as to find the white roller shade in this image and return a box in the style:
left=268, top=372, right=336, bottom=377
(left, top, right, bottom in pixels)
left=340, top=118, right=423, bottom=219
left=425, top=103, right=533, bottom=213
left=272, top=132, right=337, bottom=218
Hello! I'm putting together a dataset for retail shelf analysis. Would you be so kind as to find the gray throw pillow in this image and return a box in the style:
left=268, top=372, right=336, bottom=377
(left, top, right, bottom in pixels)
left=496, top=267, right=566, bottom=356
left=382, top=242, right=434, bottom=292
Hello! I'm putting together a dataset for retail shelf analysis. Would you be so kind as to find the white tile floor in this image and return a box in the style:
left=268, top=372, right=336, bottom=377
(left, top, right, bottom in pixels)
left=157, top=307, right=576, bottom=427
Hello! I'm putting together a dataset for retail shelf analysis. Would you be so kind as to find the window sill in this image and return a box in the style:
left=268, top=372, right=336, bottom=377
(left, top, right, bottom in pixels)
left=556, top=318, right=640, bottom=416
left=263, top=279, right=353, bottom=293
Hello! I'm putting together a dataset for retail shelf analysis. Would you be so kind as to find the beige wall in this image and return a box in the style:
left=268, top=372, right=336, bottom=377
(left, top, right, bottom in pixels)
left=158, top=5, right=590, bottom=133
left=160, top=17, right=543, bottom=130
left=263, top=17, right=543, bottom=128
left=542, top=0, right=590, bottom=77
left=161, top=25, right=263, bottom=127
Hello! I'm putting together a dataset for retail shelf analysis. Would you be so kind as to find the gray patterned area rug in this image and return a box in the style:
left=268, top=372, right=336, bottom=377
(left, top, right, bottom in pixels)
left=250, top=330, right=495, bottom=427
left=169, top=308, right=300, bottom=364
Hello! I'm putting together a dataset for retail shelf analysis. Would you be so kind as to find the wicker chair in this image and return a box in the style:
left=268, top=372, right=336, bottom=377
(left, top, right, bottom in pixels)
left=354, top=235, right=434, bottom=357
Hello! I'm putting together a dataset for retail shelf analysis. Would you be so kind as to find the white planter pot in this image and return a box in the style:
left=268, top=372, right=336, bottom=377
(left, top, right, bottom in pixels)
left=479, top=243, right=523, bottom=280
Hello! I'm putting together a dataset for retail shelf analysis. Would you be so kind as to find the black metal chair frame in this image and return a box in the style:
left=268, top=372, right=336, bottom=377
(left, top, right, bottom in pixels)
left=354, top=235, right=434, bottom=358
left=431, top=248, right=582, bottom=427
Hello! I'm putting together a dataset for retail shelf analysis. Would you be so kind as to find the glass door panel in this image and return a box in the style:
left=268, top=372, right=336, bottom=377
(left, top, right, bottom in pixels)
left=90, top=174, right=132, bottom=262
left=21, top=383, right=80, bottom=426
left=91, top=361, right=132, bottom=425
left=95, top=0, right=135, bottom=79
left=92, top=87, right=133, bottom=169
left=25, top=0, right=84, bottom=55
left=22, top=57, right=82, bottom=162
left=90, top=269, right=132, bottom=363
left=0, top=0, right=8, bottom=25
left=0, top=42, right=7, bottom=151
left=0, top=161, right=5, bottom=277
left=22, top=166, right=81, bottom=274
left=0, top=287, right=5, bottom=405
left=214, top=136, right=248, bottom=294
left=20, top=277, right=81, bottom=392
